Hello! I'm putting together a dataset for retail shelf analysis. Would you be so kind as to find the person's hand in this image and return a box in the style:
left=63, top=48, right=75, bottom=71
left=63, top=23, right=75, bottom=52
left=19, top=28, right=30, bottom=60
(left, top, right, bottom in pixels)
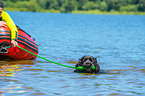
left=11, top=40, right=18, bottom=47
left=0, top=21, right=7, bottom=27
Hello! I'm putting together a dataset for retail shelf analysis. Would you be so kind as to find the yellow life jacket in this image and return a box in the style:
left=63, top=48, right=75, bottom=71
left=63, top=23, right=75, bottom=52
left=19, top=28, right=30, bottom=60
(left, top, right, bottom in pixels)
left=0, top=11, right=18, bottom=40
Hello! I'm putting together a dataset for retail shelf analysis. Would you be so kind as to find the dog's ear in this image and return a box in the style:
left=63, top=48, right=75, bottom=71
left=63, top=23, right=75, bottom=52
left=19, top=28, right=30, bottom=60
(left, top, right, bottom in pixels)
left=78, top=56, right=86, bottom=64
left=91, top=57, right=100, bottom=73
left=78, top=58, right=82, bottom=63
left=75, top=57, right=83, bottom=67
left=78, top=58, right=83, bottom=66
left=81, top=56, right=86, bottom=62
left=94, top=64, right=100, bottom=73
left=92, top=57, right=97, bottom=63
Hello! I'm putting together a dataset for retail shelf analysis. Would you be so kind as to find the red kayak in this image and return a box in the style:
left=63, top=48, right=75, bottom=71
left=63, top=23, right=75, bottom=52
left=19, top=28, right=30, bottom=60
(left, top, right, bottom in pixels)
left=0, top=26, right=38, bottom=60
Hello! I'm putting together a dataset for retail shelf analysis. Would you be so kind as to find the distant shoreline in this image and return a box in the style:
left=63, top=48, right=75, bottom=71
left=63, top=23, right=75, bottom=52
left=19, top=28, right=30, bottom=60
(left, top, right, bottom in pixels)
left=72, top=10, right=145, bottom=15
left=5, top=8, right=145, bottom=15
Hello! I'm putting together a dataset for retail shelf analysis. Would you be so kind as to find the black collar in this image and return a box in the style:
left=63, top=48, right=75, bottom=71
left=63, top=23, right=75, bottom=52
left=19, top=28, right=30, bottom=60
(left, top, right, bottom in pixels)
left=0, top=17, right=2, bottom=21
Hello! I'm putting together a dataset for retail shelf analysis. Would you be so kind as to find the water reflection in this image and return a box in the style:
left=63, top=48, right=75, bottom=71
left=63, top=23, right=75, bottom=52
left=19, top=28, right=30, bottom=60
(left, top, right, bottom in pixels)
left=0, top=60, right=34, bottom=77
left=0, top=60, right=36, bottom=95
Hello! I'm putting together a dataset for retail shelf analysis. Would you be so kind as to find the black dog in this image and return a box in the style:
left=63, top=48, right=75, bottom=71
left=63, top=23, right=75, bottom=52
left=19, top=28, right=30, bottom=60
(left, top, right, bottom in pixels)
left=74, top=56, right=100, bottom=73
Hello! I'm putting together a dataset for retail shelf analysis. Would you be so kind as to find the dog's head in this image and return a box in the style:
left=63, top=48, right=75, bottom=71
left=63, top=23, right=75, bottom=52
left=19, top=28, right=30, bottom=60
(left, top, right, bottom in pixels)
left=74, top=56, right=100, bottom=73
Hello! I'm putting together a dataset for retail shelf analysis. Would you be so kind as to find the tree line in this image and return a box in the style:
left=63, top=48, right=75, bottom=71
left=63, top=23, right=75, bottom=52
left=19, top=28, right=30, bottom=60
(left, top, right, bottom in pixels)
left=2, top=0, right=145, bottom=13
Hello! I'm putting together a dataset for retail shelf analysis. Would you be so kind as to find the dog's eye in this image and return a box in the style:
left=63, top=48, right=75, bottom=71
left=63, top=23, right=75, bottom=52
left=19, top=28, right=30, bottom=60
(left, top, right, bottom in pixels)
left=89, top=58, right=92, bottom=62
left=84, top=58, right=87, bottom=62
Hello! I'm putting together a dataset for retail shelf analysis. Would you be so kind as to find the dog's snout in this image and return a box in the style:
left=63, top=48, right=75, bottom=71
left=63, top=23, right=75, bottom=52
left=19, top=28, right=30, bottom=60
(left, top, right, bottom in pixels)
left=85, top=60, right=92, bottom=64
left=85, top=59, right=91, bottom=62
left=83, top=61, right=93, bottom=68
left=86, top=62, right=92, bottom=65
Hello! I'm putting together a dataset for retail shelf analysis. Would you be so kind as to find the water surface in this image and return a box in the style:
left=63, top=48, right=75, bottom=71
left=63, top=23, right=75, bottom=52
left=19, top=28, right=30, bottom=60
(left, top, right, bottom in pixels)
left=0, top=12, right=145, bottom=96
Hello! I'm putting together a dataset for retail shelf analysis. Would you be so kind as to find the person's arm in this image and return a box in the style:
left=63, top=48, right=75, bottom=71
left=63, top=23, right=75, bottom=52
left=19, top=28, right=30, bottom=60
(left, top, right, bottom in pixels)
left=2, top=11, right=18, bottom=41
left=2, top=11, right=18, bottom=47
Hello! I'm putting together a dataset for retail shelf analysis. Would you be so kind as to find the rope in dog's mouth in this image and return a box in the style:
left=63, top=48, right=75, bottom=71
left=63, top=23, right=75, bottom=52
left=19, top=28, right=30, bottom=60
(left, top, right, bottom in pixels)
left=6, top=45, right=94, bottom=71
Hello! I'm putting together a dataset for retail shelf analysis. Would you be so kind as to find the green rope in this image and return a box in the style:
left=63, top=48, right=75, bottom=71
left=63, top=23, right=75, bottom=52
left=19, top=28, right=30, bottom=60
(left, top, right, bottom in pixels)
left=16, top=45, right=76, bottom=69
left=6, top=45, right=88, bottom=70
left=6, top=46, right=11, bottom=49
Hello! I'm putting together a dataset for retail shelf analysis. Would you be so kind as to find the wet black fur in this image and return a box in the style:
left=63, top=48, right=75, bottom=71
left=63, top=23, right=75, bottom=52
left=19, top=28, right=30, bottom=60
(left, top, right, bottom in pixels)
left=74, top=56, right=100, bottom=73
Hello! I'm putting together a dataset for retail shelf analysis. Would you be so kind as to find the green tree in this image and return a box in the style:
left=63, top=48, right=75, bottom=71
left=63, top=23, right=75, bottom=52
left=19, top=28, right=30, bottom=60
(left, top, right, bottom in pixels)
left=36, top=0, right=47, bottom=9
left=120, top=5, right=138, bottom=12
left=49, top=0, right=59, bottom=10
left=10, top=0, right=17, bottom=3
left=83, top=1, right=96, bottom=10
left=14, top=1, right=28, bottom=11
left=26, top=0, right=41, bottom=12
left=99, top=1, right=108, bottom=11
left=57, top=0, right=65, bottom=7
left=104, top=0, right=120, bottom=11
left=61, top=0, right=76, bottom=13
left=77, top=0, right=88, bottom=10
left=2, top=0, right=145, bottom=13
left=138, top=0, right=145, bottom=11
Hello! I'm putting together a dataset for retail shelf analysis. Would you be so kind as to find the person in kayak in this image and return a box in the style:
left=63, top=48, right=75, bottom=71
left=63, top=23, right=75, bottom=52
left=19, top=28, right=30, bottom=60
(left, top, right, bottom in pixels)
left=0, top=1, right=18, bottom=47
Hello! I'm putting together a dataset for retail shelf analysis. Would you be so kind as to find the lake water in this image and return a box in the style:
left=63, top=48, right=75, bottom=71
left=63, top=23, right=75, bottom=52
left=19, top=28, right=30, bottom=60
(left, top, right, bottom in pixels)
left=0, top=11, right=145, bottom=96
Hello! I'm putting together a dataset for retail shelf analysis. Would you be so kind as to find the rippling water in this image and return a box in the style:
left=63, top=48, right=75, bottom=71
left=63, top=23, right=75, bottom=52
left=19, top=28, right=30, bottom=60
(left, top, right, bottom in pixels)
left=0, top=12, right=145, bottom=96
